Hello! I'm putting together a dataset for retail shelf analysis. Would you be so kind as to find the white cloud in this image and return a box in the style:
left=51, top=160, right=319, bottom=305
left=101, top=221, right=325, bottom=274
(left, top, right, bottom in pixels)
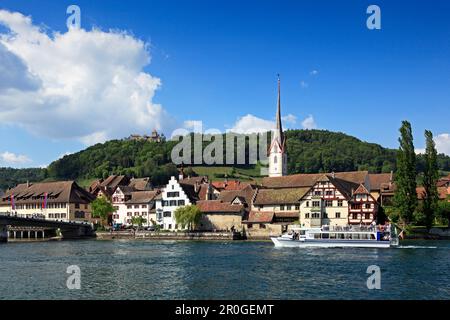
left=434, top=133, right=450, bottom=156
left=310, top=70, right=319, bottom=76
left=282, top=114, right=297, bottom=125
left=300, top=81, right=309, bottom=89
left=183, top=120, right=203, bottom=133
left=0, top=151, right=31, bottom=165
left=301, top=115, right=317, bottom=129
left=0, top=10, right=174, bottom=146
left=416, top=133, right=450, bottom=156
left=228, top=114, right=275, bottom=134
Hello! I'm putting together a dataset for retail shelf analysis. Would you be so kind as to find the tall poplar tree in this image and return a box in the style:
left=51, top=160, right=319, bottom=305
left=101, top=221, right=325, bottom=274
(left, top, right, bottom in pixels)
left=422, top=130, right=439, bottom=230
left=394, top=121, right=417, bottom=225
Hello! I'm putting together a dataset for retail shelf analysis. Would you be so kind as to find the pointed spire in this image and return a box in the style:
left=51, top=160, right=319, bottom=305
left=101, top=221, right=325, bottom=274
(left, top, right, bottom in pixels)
left=274, top=74, right=284, bottom=146
left=276, top=74, right=282, bottom=132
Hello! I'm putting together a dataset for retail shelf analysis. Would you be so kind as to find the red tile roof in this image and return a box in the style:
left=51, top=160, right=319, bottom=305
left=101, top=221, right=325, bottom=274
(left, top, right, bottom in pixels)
left=244, top=211, right=274, bottom=223
left=416, top=187, right=448, bottom=200
left=253, top=188, right=310, bottom=205
left=196, top=200, right=244, bottom=213
left=262, top=171, right=368, bottom=188
left=369, top=173, right=393, bottom=191
left=211, top=180, right=251, bottom=191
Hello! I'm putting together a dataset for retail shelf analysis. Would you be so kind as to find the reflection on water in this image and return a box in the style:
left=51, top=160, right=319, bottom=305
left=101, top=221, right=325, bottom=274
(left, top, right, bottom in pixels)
left=0, top=240, right=449, bottom=300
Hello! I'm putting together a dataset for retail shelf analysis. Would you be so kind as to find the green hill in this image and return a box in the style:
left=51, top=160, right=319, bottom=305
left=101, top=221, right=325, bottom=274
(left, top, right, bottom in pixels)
left=1, top=129, right=450, bottom=190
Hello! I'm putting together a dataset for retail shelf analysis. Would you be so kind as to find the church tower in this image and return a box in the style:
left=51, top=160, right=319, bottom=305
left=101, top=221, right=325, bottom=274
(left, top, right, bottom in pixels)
left=268, top=75, right=287, bottom=177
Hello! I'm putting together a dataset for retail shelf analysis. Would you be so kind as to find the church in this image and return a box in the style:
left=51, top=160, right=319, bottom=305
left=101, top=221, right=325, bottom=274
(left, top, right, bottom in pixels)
left=268, top=76, right=288, bottom=177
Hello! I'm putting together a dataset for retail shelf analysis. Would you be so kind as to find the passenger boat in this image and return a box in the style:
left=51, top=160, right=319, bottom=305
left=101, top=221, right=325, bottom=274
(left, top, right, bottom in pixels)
left=271, top=224, right=399, bottom=248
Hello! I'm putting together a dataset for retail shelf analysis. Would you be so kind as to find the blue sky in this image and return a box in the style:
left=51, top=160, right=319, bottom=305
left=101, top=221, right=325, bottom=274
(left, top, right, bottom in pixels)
left=0, top=0, right=449, bottom=168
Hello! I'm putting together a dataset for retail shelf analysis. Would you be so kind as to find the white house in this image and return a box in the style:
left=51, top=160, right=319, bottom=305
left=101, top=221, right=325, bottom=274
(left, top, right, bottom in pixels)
left=111, top=186, right=159, bottom=227
left=154, top=176, right=218, bottom=230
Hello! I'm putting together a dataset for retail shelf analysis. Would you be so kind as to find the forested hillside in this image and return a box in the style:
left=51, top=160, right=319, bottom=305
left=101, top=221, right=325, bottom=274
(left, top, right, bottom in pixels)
left=2, top=129, right=450, bottom=190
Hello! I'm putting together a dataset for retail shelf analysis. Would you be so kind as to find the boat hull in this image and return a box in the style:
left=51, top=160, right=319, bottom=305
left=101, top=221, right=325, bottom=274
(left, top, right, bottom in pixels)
left=271, top=236, right=392, bottom=248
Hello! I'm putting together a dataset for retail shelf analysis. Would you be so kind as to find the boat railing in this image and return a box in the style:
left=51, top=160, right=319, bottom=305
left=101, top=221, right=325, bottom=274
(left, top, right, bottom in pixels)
left=326, top=225, right=377, bottom=232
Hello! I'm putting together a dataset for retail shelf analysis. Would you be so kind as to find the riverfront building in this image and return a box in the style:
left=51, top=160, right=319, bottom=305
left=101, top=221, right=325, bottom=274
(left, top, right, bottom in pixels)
left=0, top=181, right=95, bottom=223
left=111, top=187, right=160, bottom=227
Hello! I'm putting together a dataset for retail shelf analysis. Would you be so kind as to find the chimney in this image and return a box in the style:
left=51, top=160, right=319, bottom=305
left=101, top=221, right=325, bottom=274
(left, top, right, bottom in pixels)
left=331, top=171, right=335, bottom=179
left=26, top=180, right=30, bottom=188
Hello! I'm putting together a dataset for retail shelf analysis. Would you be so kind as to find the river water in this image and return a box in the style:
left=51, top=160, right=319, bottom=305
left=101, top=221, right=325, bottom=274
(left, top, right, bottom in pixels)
left=0, top=240, right=449, bottom=300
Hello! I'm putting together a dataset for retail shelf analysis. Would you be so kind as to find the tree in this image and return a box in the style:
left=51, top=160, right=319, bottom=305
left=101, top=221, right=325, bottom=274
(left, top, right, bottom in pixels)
left=174, top=205, right=202, bottom=231
left=91, top=196, right=115, bottom=221
left=422, top=130, right=439, bottom=230
left=437, top=199, right=450, bottom=227
left=131, top=216, right=147, bottom=230
left=394, top=121, right=417, bottom=225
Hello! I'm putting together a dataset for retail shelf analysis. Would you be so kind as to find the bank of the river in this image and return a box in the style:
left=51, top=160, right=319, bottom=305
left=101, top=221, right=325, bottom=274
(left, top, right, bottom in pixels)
left=96, top=231, right=243, bottom=241
left=95, top=227, right=450, bottom=241
left=405, top=227, right=450, bottom=240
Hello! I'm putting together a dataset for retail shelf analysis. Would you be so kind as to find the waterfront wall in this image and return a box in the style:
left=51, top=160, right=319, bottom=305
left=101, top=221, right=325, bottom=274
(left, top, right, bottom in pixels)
left=96, top=231, right=243, bottom=241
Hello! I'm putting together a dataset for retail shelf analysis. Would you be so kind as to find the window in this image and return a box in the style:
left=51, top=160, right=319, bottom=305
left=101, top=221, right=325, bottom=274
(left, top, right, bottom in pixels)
left=134, top=205, right=139, bottom=209
left=365, top=203, right=371, bottom=209
left=178, top=200, right=185, bottom=206
left=314, top=191, right=321, bottom=196
left=295, top=205, right=300, bottom=210
left=323, top=213, right=328, bottom=218
left=365, top=213, right=371, bottom=219
left=74, top=211, right=85, bottom=219
left=305, top=213, right=310, bottom=219
left=167, top=192, right=180, bottom=198
left=75, top=203, right=80, bottom=209
left=127, top=205, right=132, bottom=209
left=134, top=212, right=139, bottom=216
left=163, top=201, right=168, bottom=207
left=127, top=212, right=132, bottom=216
left=287, top=205, right=292, bottom=211
left=325, top=190, right=333, bottom=196
left=169, top=200, right=177, bottom=206
left=335, top=212, right=341, bottom=218
left=325, top=200, right=332, bottom=207
left=351, top=203, right=362, bottom=210
left=337, top=200, right=343, bottom=207
left=142, top=205, right=147, bottom=208
left=312, top=201, right=320, bottom=207
left=163, top=211, right=171, bottom=217
left=312, top=212, right=320, bottom=219
left=306, top=201, right=309, bottom=207
left=248, top=224, right=253, bottom=229
left=274, top=155, right=277, bottom=164
left=280, top=205, right=285, bottom=211
left=259, top=224, right=266, bottom=229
